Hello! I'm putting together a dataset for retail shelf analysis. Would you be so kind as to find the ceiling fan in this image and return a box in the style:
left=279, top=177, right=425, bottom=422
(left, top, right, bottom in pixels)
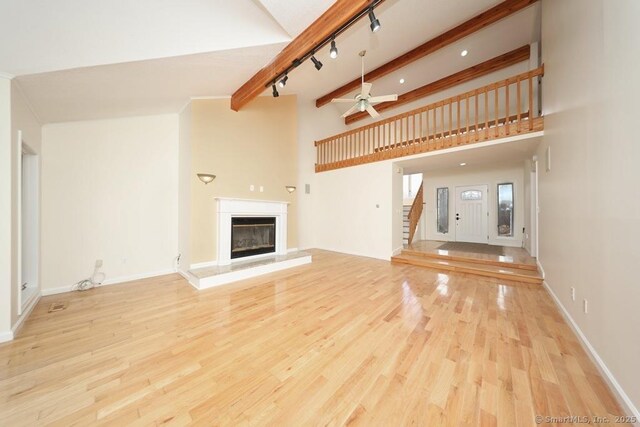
left=331, top=50, right=398, bottom=118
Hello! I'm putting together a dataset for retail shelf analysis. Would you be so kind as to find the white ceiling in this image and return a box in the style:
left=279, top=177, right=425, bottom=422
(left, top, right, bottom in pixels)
left=397, top=136, right=542, bottom=174
left=2, top=0, right=541, bottom=124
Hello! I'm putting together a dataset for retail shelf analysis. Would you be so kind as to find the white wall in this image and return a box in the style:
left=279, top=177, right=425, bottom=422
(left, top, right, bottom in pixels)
left=422, top=164, right=525, bottom=247
left=538, top=0, right=639, bottom=415
left=0, top=76, right=11, bottom=337
left=177, top=104, right=191, bottom=274
left=41, top=114, right=179, bottom=293
left=314, top=161, right=397, bottom=260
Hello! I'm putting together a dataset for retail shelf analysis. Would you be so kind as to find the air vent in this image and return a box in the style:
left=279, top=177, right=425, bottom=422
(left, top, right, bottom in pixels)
left=48, top=302, right=68, bottom=313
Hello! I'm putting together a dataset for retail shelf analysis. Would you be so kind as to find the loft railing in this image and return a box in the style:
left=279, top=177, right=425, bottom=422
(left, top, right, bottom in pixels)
left=407, top=180, right=423, bottom=244
left=315, top=66, right=544, bottom=172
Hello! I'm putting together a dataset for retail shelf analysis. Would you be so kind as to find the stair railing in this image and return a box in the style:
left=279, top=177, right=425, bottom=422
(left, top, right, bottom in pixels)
left=407, top=181, right=424, bottom=245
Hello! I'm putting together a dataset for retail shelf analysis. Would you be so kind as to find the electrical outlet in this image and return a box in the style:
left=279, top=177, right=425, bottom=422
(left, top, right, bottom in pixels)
left=305, top=184, right=310, bottom=194
left=122, top=258, right=127, bottom=264
left=259, top=185, right=264, bottom=192
left=95, top=259, right=103, bottom=269
left=571, top=287, right=576, bottom=301
left=583, top=299, right=588, bottom=314
left=250, top=185, right=255, bottom=191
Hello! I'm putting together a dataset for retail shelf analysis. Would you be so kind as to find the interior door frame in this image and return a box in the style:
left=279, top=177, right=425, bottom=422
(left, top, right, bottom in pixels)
left=454, top=184, right=489, bottom=244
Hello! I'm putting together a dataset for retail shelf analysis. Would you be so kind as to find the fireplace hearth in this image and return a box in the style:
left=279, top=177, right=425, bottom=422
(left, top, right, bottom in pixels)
left=231, top=217, right=276, bottom=259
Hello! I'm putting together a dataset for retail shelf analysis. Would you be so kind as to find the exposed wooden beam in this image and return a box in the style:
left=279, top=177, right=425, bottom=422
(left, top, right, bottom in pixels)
left=344, top=45, right=530, bottom=124
left=316, top=0, right=538, bottom=108
left=230, top=0, right=383, bottom=112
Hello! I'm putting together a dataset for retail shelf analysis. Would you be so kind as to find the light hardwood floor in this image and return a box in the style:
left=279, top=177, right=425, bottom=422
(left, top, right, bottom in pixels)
left=0, top=250, right=628, bottom=426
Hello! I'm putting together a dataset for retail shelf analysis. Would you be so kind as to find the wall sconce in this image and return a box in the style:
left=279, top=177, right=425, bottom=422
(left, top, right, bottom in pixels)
left=285, top=185, right=296, bottom=194
left=197, top=173, right=216, bottom=185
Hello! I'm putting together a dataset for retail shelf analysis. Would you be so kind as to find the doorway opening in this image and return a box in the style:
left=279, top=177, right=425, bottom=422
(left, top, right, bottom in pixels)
left=18, top=136, right=39, bottom=315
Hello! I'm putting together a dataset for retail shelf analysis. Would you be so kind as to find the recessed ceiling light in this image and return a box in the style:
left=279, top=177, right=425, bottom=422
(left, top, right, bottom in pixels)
left=459, top=162, right=467, bottom=166
left=461, top=50, right=468, bottom=57
left=399, top=78, right=405, bottom=84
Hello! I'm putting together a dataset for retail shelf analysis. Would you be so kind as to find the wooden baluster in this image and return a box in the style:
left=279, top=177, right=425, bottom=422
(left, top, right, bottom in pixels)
left=419, top=111, right=423, bottom=147
left=495, top=85, right=499, bottom=138
left=505, top=79, right=510, bottom=135
left=475, top=90, right=479, bottom=141
left=485, top=88, right=489, bottom=140
left=440, top=104, right=445, bottom=149
left=466, top=93, right=470, bottom=143
left=448, top=100, right=453, bottom=147
left=457, top=97, right=461, bottom=145
left=517, top=75, right=521, bottom=133
left=529, top=73, right=534, bottom=130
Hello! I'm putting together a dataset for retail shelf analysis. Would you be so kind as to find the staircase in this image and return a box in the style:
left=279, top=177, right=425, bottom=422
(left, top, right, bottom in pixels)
left=391, top=248, right=543, bottom=284
left=402, top=205, right=411, bottom=245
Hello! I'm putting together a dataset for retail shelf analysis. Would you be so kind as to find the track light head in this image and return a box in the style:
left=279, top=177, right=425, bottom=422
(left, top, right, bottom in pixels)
left=278, top=74, right=288, bottom=88
left=311, top=55, right=323, bottom=71
left=329, top=40, right=338, bottom=59
left=368, top=9, right=381, bottom=32
left=272, top=84, right=279, bottom=98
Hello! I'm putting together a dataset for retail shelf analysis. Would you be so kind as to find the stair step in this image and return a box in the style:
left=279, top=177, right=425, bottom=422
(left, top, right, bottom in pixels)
left=401, top=248, right=538, bottom=272
left=391, top=253, right=543, bottom=284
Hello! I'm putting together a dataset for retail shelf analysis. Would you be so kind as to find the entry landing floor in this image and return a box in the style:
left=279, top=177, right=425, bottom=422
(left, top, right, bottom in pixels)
left=406, top=240, right=537, bottom=270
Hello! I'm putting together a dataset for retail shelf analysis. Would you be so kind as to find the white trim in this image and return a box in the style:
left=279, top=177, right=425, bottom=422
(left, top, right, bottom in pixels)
left=178, top=269, right=199, bottom=289
left=11, top=291, right=40, bottom=339
left=40, top=268, right=175, bottom=296
left=190, top=95, right=231, bottom=100
left=0, top=71, right=14, bottom=80
left=392, top=246, right=403, bottom=256
left=543, top=280, right=640, bottom=421
left=195, top=255, right=311, bottom=290
left=0, top=331, right=13, bottom=343
left=536, top=260, right=545, bottom=279
left=287, top=247, right=298, bottom=253
left=190, top=260, right=218, bottom=270
left=314, top=246, right=390, bottom=261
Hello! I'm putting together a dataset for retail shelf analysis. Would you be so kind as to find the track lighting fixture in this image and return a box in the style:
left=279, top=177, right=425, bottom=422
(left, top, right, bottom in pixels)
left=311, top=55, right=323, bottom=71
left=278, top=74, right=288, bottom=88
left=368, top=8, right=381, bottom=32
left=272, top=84, right=279, bottom=98
left=329, top=40, right=338, bottom=59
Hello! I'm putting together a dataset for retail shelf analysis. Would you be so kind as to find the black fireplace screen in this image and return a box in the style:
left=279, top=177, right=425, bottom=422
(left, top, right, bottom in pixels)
left=231, top=217, right=276, bottom=259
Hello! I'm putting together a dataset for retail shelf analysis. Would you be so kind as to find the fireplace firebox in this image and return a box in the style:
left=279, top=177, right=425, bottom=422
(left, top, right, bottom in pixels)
left=230, top=217, right=276, bottom=259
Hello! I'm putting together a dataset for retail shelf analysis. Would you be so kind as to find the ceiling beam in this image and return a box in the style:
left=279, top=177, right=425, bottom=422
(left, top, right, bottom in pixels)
left=316, top=0, right=538, bottom=108
left=230, top=0, right=383, bottom=112
left=344, top=45, right=530, bottom=124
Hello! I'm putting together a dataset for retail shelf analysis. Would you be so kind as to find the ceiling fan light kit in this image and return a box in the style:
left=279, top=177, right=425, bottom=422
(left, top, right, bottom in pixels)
left=330, top=50, right=398, bottom=119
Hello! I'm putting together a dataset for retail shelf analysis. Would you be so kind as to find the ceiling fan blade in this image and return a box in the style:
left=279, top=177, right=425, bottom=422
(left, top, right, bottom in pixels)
left=369, top=94, right=398, bottom=104
left=341, top=104, right=360, bottom=118
left=331, top=98, right=356, bottom=103
left=361, top=82, right=372, bottom=98
left=366, top=104, right=380, bottom=118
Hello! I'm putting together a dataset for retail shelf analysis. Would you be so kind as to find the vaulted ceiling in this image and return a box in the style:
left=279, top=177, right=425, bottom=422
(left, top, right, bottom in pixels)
left=0, top=0, right=540, bottom=123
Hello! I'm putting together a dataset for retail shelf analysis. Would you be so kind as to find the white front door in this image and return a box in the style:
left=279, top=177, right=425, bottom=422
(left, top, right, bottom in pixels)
left=455, top=185, right=488, bottom=244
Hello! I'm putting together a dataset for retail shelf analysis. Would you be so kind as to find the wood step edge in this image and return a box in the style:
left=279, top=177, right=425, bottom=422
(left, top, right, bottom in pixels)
left=391, top=255, right=542, bottom=284
left=401, top=249, right=538, bottom=272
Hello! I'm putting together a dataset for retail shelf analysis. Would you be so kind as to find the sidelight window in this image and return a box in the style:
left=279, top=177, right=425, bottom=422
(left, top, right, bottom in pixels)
left=497, top=183, right=514, bottom=237
left=436, top=187, right=449, bottom=234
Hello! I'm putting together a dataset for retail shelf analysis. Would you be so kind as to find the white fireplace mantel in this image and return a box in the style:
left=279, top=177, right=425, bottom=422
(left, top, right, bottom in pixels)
left=215, top=198, right=289, bottom=265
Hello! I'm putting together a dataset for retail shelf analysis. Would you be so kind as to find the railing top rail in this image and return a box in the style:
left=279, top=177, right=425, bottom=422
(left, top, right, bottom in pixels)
left=315, top=65, right=544, bottom=145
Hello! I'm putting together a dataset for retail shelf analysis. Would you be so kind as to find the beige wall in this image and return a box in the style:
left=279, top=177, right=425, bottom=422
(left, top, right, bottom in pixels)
left=178, top=104, right=192, bottom=273
left=41, top=114, right=179, bottom=292
left=0, top=76, right=11, bottom=335
left=539, top=0, right=639, bottom=414
left=190, top=96, right=298, bottom=265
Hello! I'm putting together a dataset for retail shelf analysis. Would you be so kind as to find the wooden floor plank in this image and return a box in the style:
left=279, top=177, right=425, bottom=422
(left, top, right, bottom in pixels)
left=0, top=250, right=630, bottom=426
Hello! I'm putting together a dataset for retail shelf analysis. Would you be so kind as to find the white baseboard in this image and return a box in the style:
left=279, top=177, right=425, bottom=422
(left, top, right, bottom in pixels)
left=178, top=269, right=199, bottom=289
left=41, top=268, right=176, bottom=296
left=392, top=246, right=403, bottom=256
left=536, top=259, right=546, bottom=279
left=189, top=260, right=218, bottom=270
left=543, top=279, right=639, bottom=421
left=314, top=246, right=391, bottom=261
left=0, top=330, right=13, bottom=343
left=11, top=290, right=41, bottom=339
